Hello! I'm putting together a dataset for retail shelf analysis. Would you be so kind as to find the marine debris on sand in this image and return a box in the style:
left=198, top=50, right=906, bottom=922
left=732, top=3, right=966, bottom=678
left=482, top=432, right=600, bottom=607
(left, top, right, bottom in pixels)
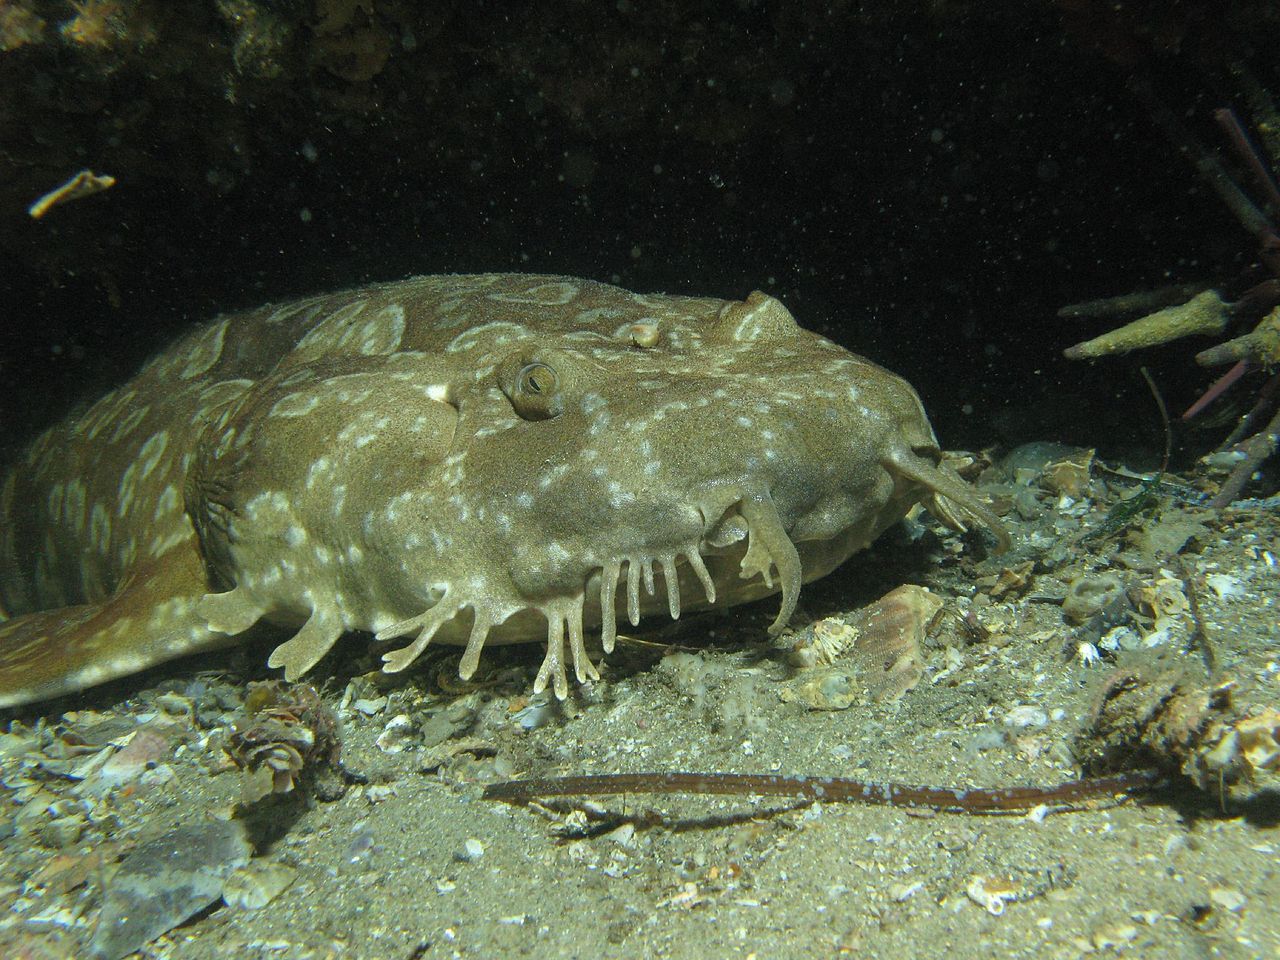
left=27, top=169, right=116, bottom=219
left=0, top=453, right=1275, bottom=956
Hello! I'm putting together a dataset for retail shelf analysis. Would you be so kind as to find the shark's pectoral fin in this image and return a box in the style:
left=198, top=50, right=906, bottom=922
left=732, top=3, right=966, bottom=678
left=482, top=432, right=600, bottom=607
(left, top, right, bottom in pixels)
left=196, top=586, right=266, bottom=634
left=265, top=606, right=344, bottom=681
left=0, top=547, right=238, bottom=709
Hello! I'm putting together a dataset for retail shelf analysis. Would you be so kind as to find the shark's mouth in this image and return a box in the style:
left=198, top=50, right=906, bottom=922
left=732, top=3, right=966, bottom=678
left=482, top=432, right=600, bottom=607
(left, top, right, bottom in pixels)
left=373, top=491, right=802, bottom=699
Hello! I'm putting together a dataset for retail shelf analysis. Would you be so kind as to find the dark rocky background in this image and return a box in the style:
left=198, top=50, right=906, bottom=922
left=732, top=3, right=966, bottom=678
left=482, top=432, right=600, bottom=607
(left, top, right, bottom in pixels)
left=2, top=0, right=1277, bottom=469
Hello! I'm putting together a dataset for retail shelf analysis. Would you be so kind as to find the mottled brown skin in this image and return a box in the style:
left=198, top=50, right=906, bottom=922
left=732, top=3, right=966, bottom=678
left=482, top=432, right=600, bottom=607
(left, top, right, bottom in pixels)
left=0, top=274, right=1006, bottom=707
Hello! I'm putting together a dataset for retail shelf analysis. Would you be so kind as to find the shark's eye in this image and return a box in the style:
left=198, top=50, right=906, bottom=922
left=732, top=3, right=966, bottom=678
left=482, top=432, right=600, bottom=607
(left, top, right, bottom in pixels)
left=512, top=362, right=562, bottom=420
left=518, top=362, right=556, bottom=395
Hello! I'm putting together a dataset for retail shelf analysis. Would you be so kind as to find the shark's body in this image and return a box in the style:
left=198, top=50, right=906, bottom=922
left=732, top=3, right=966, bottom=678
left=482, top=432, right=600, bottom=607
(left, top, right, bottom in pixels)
left=0, top=274, right=1005, bottom=707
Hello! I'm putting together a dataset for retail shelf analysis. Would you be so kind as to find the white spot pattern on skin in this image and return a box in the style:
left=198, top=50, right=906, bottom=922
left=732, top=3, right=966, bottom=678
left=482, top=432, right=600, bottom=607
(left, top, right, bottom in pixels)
left=47, top=483, right=65, bottom=519
left=137, top=431, right=169, bottom=481
left=445, top=321, right=529, bottom=353
left=180, top=319, right=228, bottom=379
left=244, top=490, right=290, bottom=521
left=153, top=485, right=181, bottom=522
left=90, top=503, right=111, bottom=553
left=75, top=390, right=121, bottom=442
left=64, top=479, right=86, bottom=532
left=537, top=463, right=572, bottom=491
left=353, top=304, right=406, bottom=355
left=334, top=388, right=373, bottom=405
left=306, top=457, right=334, bottom=491
left=337, top=415, right=388, bottom=447
left=147, top=529, right=190, bottom=559
left=233, top=425, right=257, bottom=451
left=270, top=392, right=322, bottom=418
left=269, top=300, right=328, bottom=326
left=488, top=281, right=579, bottom=306
left=109, top=405, right=150, bottom=444
left=294, top=300, right=370, bottom=356
left=194, top=380, right=254, bottom=423
left=607, top=482, right=636, bottom=508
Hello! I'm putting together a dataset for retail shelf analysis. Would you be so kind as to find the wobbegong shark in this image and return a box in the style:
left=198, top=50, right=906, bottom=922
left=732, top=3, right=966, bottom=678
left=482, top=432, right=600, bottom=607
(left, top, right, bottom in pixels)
left=0, top=274, right=1008, bottom=707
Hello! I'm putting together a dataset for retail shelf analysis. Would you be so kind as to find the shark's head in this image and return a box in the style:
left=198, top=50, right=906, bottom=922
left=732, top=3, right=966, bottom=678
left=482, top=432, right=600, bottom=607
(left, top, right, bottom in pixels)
left=191, top=287, right=1006, bottom=697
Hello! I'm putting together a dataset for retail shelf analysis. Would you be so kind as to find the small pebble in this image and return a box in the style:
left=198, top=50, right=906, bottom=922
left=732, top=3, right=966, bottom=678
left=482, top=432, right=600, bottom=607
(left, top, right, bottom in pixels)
left=1003, top=705, right=1048, bottom=729
left=603, top=823, right=636, bottom=848
left=1204, top=574, right=1244, bottom=599
left=351, top=697, right=388, bottom=716
left=138, top=764, right=175, bottom=787
left=1209, top=886, right=1246, bottom=913
left=39, top=817, right=84, bottom=849
left=222, top=862, right=297, bottom=911
left=375, top=714, right=415, bottom=754
left=1099, top=625, right=1142, bottom=652
left=455, top=838, right=485, bottom=862
left=510, top=700, right=556, bottom=731
left=891, top=881, right=924, bottom=902
left=1091, top=924, right=1138, bottom=949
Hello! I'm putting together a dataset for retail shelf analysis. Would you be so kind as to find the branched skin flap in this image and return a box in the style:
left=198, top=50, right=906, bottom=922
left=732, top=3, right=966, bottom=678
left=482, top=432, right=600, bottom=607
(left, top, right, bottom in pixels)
left=0, top=275, right=1006, bottom=706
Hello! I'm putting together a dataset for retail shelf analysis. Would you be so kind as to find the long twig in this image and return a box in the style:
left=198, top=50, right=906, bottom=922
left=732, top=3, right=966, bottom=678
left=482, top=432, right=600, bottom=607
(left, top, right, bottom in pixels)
left=1057, top=284, right=1209, bottom=320
left=1140, top=366, right=1172, bottom=474
left=484, top=768, right=1160, bottom=816
left=1175, top=556, right=1217, bottom=676
left=1221, top=368, right=1280, bottom=447
left=1214, top=107, right=1280, bottom=215
left=1212, top=401, right=1280, bottom=507
left=1129, top=79, right=1279, bottom=256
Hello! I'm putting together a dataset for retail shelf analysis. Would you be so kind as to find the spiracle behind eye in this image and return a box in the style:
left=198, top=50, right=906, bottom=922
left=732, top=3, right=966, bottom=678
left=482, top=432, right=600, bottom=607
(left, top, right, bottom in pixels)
left=511, top=361, right=562, bottom=420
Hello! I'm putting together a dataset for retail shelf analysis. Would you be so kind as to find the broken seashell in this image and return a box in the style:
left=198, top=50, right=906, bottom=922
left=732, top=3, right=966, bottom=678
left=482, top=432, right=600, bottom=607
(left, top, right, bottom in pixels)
left=986, top=560, right=1035, bottom=599
left=1061, top=573, right=1127, bottom=625
left=789, top=617, right=859, bottom=667
left=1041, top=449, right=1095, bottom=499
left=1130, top=574, right=1189, bottom=627
left=221, top=861, right=297, bottom=911
left=780, top=668, right=858, bottom=710
left=1236, top=709, right=1280, bottom=772
left=965, top=874, right=1020, bottom=915
left=782, top=585, right=941, bottom=707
